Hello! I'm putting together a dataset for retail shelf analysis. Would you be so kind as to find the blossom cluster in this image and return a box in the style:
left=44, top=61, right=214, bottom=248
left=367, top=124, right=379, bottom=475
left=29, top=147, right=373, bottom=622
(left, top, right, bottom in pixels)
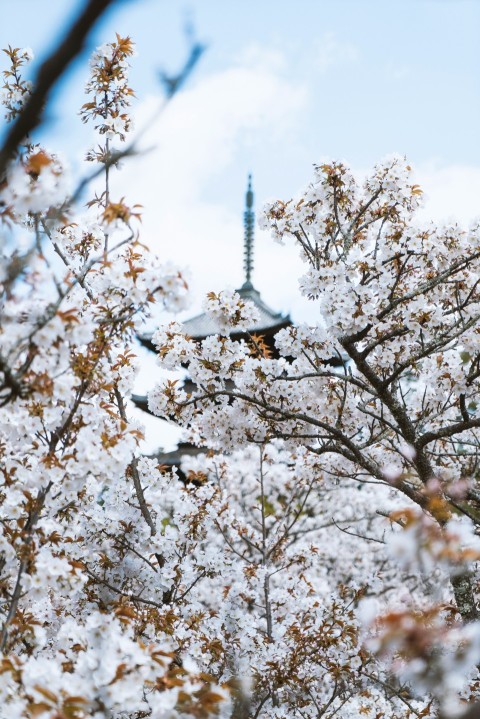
left=2, top=149, right=71, bottom=216
left=80, top=34, right=135, bottom=144
left=1, top=46, right=33, bottom=121
left=203, top=289, right=261, bottom=333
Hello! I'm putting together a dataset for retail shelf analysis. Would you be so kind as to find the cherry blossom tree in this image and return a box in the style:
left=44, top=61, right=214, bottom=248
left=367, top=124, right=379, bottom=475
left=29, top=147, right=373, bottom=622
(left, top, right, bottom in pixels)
left=149, top=158, right=480, bottom=717
left=0, top=35, right=230, bottom=719
left=2, top=12, right=480, bottom=719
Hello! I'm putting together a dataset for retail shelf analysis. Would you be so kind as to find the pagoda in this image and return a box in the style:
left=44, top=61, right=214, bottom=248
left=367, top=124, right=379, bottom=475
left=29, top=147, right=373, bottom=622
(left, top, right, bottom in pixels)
left=137, top=175, right=291, bottom=358
left=133, top=176, right=292, bottom=469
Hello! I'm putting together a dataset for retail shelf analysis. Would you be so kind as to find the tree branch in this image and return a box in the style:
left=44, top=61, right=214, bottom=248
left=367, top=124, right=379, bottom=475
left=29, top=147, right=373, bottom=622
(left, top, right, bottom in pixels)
left=0, top=0, right=118, bottom=177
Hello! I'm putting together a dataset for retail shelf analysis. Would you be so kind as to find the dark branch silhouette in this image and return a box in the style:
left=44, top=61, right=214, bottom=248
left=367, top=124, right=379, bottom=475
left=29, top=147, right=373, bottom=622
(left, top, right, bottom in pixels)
left=0, top=0, right=118, bottom=178
left=158, top=21, right=207, bottom=99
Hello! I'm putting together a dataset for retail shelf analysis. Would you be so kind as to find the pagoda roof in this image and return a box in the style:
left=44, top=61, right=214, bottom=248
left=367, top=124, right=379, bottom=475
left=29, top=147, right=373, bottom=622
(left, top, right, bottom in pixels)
left=139, top=174, right=291, bottom=352
left=183, top=283, right=289, bottom=338
left=138, top=286, right=290, bottom=351
left=138, top=284, right=290, bottom=352
left=151, top=442, right=209, bottom=467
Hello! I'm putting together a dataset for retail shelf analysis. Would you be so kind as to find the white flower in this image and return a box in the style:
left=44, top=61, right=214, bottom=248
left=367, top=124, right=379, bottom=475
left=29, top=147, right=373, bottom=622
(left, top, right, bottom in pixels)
left=203, top=288, right=260, bottom=332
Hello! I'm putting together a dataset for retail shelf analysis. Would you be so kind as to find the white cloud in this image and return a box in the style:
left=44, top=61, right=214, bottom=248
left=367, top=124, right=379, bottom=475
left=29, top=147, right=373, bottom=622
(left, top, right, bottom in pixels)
left=415, top=161, right=480, bottom=227
left=122, top=49, right=306, bottom=193
left=113, top=50, right=307, bottom=308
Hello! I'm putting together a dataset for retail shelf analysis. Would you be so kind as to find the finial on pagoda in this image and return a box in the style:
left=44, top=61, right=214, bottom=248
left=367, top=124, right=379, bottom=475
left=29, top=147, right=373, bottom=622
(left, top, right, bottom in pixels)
left=242, top=174, right=254, bottom=290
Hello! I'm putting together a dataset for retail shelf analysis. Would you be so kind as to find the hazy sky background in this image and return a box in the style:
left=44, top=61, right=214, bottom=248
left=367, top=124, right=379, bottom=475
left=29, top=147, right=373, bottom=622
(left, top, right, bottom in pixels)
left=2, top=0, right=480, bottom=450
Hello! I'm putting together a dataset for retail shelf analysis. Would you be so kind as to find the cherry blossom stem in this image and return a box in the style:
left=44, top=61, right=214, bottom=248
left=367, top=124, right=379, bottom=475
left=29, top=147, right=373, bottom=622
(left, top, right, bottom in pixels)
left=113, top=385, right=157, bottom=536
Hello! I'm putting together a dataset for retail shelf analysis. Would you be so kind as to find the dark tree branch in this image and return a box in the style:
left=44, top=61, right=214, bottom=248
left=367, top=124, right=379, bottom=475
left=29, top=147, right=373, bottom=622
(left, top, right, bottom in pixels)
left=0, top=0, right=118, bottom=177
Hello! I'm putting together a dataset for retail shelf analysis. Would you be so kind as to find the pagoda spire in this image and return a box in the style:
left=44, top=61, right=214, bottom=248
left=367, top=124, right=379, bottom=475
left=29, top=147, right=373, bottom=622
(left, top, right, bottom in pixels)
left=242, top=174, right=254, bottom=290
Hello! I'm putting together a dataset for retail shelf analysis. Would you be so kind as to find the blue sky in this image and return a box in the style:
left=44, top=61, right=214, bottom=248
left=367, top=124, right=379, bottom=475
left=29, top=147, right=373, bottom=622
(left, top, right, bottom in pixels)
left=3, top=1, right=480, bottom=223
left=3, top=0, right=480, bottom=448
left=3, top=1, right=480, bottom=166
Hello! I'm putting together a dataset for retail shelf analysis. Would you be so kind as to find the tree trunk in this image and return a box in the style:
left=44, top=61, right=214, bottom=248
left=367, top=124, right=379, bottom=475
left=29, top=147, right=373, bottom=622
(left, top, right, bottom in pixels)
left=451, top=571, right=478, bottom=623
